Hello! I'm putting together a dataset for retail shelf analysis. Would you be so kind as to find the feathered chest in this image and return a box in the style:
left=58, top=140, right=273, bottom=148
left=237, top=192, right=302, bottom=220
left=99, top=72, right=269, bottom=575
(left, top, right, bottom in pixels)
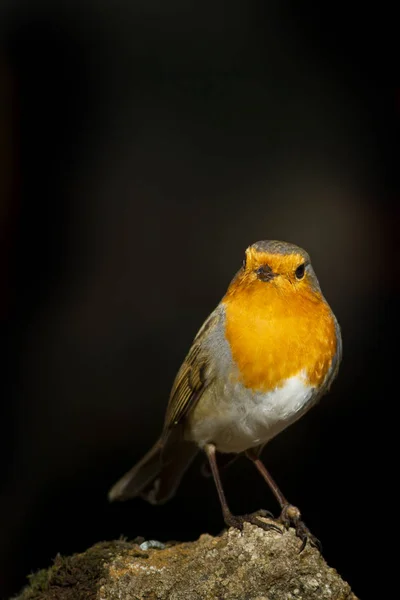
left=222, top=286, right=338, bottom=393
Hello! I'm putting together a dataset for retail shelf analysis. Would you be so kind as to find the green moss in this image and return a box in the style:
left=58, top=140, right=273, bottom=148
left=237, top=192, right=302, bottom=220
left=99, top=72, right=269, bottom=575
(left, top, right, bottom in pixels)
left=16, top=541, right=133, bottom=600
left=26, top=568, right=54, bottom=594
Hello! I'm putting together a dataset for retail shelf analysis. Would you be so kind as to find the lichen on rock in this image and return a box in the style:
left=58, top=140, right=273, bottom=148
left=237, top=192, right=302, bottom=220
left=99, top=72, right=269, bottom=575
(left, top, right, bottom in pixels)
left=16, top=517, right=358, bottom=600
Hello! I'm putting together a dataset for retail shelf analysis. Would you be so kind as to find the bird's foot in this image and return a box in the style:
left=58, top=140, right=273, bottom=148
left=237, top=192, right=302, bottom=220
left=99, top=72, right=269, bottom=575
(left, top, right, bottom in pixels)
left=224, top=509, right=282, bottom=534
left=279, top=503, right=321, bottom=553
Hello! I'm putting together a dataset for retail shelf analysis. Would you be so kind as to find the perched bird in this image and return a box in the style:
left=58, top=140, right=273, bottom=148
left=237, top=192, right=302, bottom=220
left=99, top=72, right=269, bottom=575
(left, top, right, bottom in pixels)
left=109, top=240, right=342, bottom=549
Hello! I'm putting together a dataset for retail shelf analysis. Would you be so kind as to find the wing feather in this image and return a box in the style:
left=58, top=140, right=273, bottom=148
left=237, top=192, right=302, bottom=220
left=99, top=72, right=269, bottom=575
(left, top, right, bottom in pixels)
left=163, top=308, right=220, bottom=431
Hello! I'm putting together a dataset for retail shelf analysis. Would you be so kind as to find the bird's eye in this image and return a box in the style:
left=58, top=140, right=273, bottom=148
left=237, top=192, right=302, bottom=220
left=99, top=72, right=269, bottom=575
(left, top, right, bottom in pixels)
left=295, top=264, right=305, bottom=280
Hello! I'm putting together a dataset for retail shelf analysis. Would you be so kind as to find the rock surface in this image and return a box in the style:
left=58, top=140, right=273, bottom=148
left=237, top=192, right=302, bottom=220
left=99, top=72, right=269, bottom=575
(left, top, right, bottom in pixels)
left=16, top=517, right=358, bottom=600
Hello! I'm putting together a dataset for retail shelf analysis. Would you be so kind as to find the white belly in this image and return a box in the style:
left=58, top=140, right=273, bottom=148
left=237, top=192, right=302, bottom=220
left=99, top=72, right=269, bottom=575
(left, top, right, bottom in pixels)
left=187, top=370, right=315, bottom=453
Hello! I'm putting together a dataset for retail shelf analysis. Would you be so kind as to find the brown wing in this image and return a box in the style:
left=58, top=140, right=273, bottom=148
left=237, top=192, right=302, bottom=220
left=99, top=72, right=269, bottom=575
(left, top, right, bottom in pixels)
left=163, top=308, right=220, bottom=433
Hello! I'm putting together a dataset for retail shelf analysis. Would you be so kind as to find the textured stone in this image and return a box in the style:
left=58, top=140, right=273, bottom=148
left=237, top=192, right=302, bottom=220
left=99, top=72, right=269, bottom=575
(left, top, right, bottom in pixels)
left=16, top=517, right=358, bottom=600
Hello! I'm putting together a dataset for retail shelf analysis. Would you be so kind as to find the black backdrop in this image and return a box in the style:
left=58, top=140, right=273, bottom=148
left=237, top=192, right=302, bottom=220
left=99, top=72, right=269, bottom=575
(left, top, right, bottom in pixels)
left=0, top=2, right=396, bottom=598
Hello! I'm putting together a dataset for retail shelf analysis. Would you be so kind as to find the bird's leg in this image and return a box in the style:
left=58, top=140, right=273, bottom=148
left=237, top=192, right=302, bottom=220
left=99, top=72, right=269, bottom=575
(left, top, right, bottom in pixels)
left=204, top=443, right=281, bottom=534
left=201, top=453, right=241, bottom=478
left=245, top=448, right=321, bottom=552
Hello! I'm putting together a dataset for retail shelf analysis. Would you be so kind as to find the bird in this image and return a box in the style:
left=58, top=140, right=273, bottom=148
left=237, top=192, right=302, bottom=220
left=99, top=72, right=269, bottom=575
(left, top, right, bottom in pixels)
left=108, top=240, right=342, bottom=550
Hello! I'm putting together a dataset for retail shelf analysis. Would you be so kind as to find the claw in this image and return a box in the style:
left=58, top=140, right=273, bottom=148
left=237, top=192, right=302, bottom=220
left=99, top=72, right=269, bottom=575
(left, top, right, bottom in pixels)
left=296, top=520, right=321, bottom=553
left=279, top=504, right=321, bottom=553
left=224, top=511, right=282, bottom=534
left=246, top=514, right=283, bottom=534
left=298, top=536, right=307, bottom=554
left=307, top=531, right=322, bottom=553
left=251, top=508, right=275, bottom=520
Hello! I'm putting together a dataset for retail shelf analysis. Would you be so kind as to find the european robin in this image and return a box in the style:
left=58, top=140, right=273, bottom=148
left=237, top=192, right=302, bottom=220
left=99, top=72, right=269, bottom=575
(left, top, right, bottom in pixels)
left=109, top=240, right=342, bottom=549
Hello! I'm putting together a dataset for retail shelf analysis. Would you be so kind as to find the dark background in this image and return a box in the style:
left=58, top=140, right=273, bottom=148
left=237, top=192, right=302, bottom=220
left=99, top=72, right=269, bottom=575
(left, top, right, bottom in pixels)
left=0, top=2, right=396, bottom=598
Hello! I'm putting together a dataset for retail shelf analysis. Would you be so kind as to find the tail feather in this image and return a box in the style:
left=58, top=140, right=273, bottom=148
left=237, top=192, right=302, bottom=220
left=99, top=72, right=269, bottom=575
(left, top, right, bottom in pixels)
left=108, top=437, right=198, bottom=505
left=108, top=440, right=163, bottom=502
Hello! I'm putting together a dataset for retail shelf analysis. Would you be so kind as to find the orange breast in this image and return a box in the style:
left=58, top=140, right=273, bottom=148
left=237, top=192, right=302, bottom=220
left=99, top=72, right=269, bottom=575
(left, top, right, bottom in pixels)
left=222, top=279, right=337, bottom=392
